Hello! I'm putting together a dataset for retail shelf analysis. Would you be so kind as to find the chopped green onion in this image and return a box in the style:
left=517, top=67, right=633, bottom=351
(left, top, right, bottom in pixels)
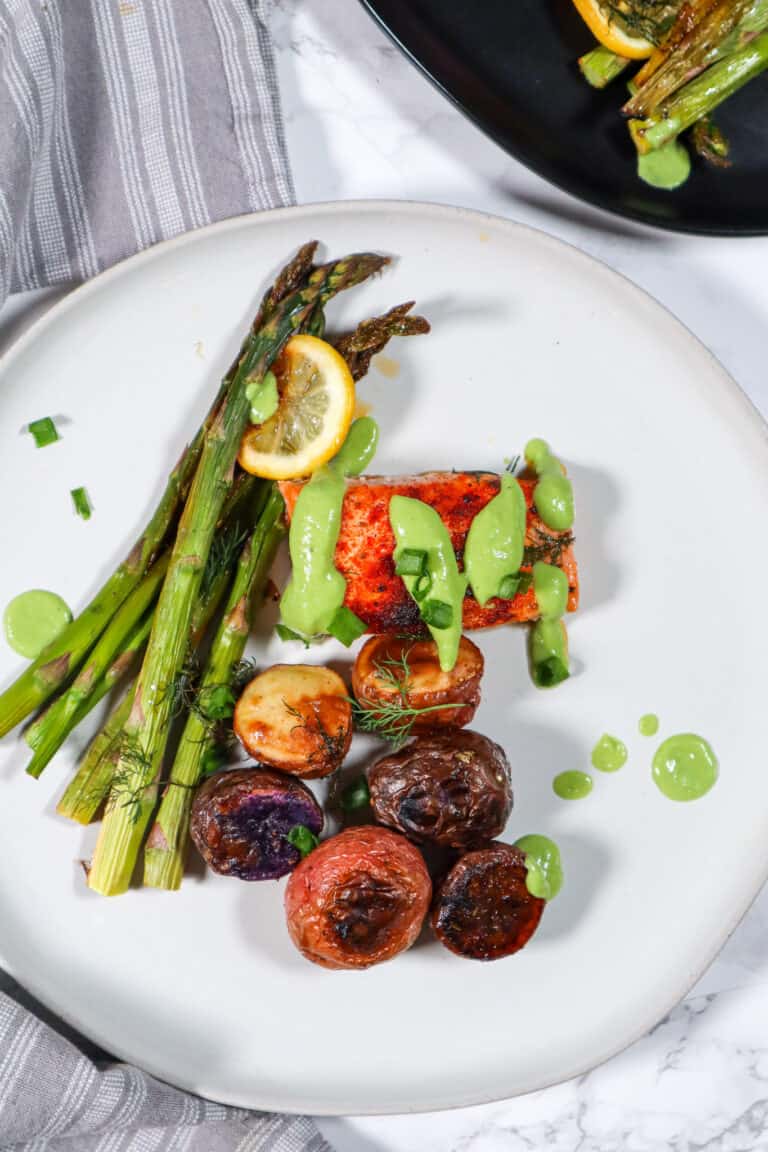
left=327, top=605, right=367, bottom=647
left=413, top=570, right=432, bottom=601
left=201, top=745, right=227, bottom=776
left=341, top=775, right=370, bottom=812
left=70, top=486, right=92, bottom=520
left=276, top=623, right=311, bottom=647
left=532, top=657, right=570, bottom=689
left=287, top=825, right=319, bottom=858
left=395, top=548, right=428, bottom=577
left=518, top=571, right=533, bottom=595
left=497, top=574, right=520, bottom=600
left=198, top=684, right=236, bottom=720
left=29, top=417, right=60, bottom=448
left=420, top=599, right=453, bottom=629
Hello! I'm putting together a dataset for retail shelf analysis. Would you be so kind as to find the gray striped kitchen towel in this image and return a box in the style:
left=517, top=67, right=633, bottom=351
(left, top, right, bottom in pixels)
left=0, top=974, right=332, bottom=1149
left=0, top=4, right=333, bottom=1148
left=0, top=0, right=295, bottom=307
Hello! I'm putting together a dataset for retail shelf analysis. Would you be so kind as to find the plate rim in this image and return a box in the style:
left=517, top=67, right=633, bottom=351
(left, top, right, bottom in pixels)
left=357, top=0, right=768, bottom=239
left=1, top=199, right=767, bottom=1116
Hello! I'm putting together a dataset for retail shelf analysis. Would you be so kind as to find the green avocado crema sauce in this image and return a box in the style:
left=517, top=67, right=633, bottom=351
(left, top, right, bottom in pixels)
left=279, top=419, right=380, bottom=638
left=463, top=472, right=527, bottom=607
left=525, top=437, right=574, bottom=533
left=3, top=590, right=72, bottom=659
left=553, top=770, right=593, bottom=800
left=591, top=733, right=628, bottom=773
left=389, top=495, right=467, bottom=672
left=331, top=415, right=379, bottom=476
left=533, top=561, right=569, bottom=620
left=638, top=140, right=691, bottom=191
left=639, top=713, right=659, bottom=737
left=245, top=370, right=279, bottom=425
left=514, top=834, right=564, bottom=901
left=652, top=733, right=718, bottom=802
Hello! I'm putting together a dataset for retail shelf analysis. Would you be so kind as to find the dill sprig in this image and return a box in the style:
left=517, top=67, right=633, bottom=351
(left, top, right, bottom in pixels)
left=200, top=520, right=248, bottom=604
left=523, top=528, right=575, bottom=568
left=349, top=643, right=456, bottom=748
left=283, top=698, right=348, bottom=771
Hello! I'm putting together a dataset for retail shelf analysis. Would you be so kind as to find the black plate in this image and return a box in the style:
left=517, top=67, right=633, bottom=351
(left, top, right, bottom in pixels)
left=360, top=0, right=768, bottom=235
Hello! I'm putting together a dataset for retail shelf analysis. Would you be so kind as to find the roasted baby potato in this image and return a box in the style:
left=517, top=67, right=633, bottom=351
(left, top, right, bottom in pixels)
left=368, top=729, right=512, bottom=849
left=234, top=664, right=352, bottom=779
left=284, top=826, right=432, bottom=970
left=352, top=634, right=483, bottom=733
left=431, top=842, right=544, bottom=960
left=190, top=767, right=323, bottom=881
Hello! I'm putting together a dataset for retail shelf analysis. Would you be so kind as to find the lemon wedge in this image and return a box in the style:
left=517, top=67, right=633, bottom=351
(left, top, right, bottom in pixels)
left=571, top=0, right=654, bottom=58
left=238, top=334, right=355, bottom=480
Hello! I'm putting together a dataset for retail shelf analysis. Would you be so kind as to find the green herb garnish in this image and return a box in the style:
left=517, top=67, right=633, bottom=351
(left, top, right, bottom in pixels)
left=395, top=548, right=428, bottom=577
left=532, top=656, right=570, bottom=689
left=287, top=825, right=319, bottom=858
left=71, top=486, right=92, bottom=520
left=341, top=775, right=370, bottom=812
left=28, top=417, right=60, bottom=449
left=327, top=605, right=367, bottom=647
left=420, top=599, right=452, bottom=629
left=275, top=623, right=311, bottom=647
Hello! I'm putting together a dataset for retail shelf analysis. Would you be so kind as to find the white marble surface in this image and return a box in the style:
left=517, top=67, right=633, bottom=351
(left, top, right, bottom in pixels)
left=3, top=1, right=768, bottom=1148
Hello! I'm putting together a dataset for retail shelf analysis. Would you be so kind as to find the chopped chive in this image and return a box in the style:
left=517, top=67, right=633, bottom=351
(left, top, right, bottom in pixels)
left=420, top=599, right=453, bottom=629
left=518, top=571, right=533, bottom=595
left=497, top=574, right=520, bottom=600
left=413, top=569, right=432, bottom=601
left=276, top=623, right=311, bottom=647
left=71, top=486, right=92, bottom=520
left=29, top=417, right=60, bottom=448
left=327, top=605, right=367, bottom=647
left=341, top=775, right=370, bottom=812
left=395, top=548, right=427, bottom=577
left=532, top=656, right=570, bottom=689
left=287, top=825, right=319, bottom=858
left=198, top=683, right=236, bottom=720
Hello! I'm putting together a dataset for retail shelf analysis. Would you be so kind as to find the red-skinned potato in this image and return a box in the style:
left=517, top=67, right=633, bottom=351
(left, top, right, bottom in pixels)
left=352, top=634, right=483, bottom=733
left=234, top=664, right=352, bottom=779
left=431, top=842, right=545, bottom=960
left=369, top=729, right=512, bottom=849
left=284, top=826, right=432, bottom=969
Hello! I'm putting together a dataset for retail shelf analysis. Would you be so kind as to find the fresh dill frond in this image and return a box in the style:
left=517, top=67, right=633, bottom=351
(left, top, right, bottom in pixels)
left=201, top=521, right=248, bottom=603
left=523, top=529, right=575, bottom=567
left=504, top=454, right=521, bottom=475
left=347, top=642, right=456, bottom=747
left=282, top=697, right=348, bottom=770
left=232, top=657, right=260, bottom=692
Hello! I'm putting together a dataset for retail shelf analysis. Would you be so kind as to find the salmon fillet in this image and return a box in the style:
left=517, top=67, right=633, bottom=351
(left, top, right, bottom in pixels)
left=279, top=472, right=578, bottom=635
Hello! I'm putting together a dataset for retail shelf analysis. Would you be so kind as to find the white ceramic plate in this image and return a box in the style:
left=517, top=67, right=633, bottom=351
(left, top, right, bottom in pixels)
left=1, top=202, right=766, bottom=1116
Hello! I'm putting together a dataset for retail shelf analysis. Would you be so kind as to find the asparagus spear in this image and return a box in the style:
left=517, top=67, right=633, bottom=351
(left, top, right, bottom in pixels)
left=691, top=114, right=731, bottom=164
left=144, top=486, right=285, bottom=889
left=0, top=246, right=317, bottom=741
left=333, top=302, right=430, bottom=382
left=624, top=0, right=762, bottom=116
left=630, top=30, right=768, bottom=152
left=88, top=249, right=389, bottom=897
left=56, top=515, right=242, bottom=825
left=578, top=45, right=631, bottom=88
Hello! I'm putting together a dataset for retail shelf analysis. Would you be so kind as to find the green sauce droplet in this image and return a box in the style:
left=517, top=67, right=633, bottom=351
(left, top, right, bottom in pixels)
left=652, top=733, right=718, bottom=801
left=553, top=770, right=593, bottom=800
left=279, top=466, right=347, bottom=637
left=245, top=370, right=279, bottom=424
left=524, top=438, right=574, bottom=532
left=514, top=834, right=563, bottom=901
left=639, top=713, right=659, bottom=737
left=3, top=590, right=72, bottom=658
left=332, top=416, right=379, bottom=477
left=638, top=140, right=691, bottom=191
left=464, top=472, right=527, bottom=607
left=591, top=733, right=627, bottom=772
left=533, top=561, right=569, bottom=620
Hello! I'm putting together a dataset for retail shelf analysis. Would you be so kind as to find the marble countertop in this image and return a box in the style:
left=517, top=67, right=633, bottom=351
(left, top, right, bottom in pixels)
left=3, top=1, right=768, bottom=1148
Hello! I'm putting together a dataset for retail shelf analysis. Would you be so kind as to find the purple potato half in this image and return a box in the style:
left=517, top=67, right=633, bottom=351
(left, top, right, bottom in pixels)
left=190, top=767, right=323, bottom=881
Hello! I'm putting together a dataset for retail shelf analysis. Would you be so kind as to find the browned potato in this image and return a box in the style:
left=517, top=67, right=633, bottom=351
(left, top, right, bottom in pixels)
left=352, top=634, right=483, bottom=733
left=233, top=664, right=352, bottom=779
left=368, top=729, right=512, bottom=849
left=432, top=842, right=545, bottom=960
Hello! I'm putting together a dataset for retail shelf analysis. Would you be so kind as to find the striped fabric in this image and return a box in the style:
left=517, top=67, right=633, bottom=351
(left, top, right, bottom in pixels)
left=0, top=0, right=294, bottom=306
left=0, top=978, right=332, bottom=1151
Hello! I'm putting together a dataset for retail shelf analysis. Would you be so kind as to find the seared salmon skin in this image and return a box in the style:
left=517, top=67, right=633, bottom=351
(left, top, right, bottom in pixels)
left=279, top=472, right=578, bottom=634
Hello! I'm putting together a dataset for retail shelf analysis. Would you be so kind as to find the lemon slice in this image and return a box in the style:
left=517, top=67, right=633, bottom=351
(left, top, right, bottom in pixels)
left=238, top=334, right=355, bottom=480
left=571, top=0, right=654, bottom=58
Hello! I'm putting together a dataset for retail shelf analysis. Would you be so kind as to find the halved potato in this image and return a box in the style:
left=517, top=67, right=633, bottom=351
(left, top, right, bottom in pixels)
left=352, top=634, right=483, bottom=733
left=234, top=664, right=352, bottom=779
